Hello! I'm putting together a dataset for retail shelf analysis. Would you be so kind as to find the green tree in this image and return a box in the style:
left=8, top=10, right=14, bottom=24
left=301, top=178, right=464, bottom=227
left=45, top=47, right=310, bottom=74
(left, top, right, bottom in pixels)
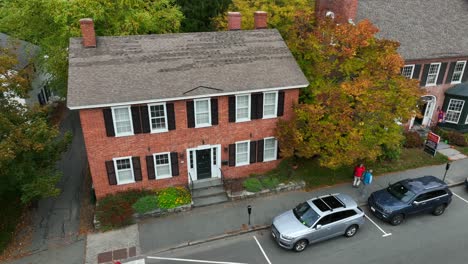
left=0, top=0, right=184, bottom=95
left=176, top=0, right=231, bottom=32
left=0, top=48, right=71, bottom=203
left=277, top=14, right=422, bottom=169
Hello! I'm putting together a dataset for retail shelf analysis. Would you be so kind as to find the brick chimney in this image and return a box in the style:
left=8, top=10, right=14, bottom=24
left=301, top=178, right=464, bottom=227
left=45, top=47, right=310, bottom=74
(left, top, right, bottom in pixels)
left=227, top=12, right=241, bottom=30
left=79, top=18, right=96, bottom=48
left=315, top=0, right=358, bottom=24
left=254, top=11, right=268, bottom=29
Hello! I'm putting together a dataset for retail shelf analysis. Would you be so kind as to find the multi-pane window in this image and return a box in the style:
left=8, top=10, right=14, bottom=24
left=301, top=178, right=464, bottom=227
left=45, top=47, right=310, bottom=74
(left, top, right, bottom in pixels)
left=194, top=99, right=211, bottom=127
left=401, top=65, right=415, bottom=79
left=445, top=99, right=465, bottom=124
left=154, top=153, right=171, bottom=179
left=426, top=63, right=441, bottom=86
left=236, top=141, right=249, bottom=166
left=112, top=106, right=133, bottom=136
left=451, top=61, right=466, bottom=83
left=149, top=103, right=167, bottom=132
left=236, top=95, right=250, bottom=121
left=263, top=92, right=278, bottom=118
left=264, top=138, right=277, bottom=161
left=114, top=157, right=134, bottom=184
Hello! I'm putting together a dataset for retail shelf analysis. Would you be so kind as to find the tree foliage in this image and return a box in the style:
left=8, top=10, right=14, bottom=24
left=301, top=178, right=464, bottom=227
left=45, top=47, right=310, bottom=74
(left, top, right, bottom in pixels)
left=176, top=0, right=231, bottom=32
left=0, top=48, right=71, bottom=203
left=277, top=14, right=423, bottom=169
left=0, top=0, right=184, bottom=95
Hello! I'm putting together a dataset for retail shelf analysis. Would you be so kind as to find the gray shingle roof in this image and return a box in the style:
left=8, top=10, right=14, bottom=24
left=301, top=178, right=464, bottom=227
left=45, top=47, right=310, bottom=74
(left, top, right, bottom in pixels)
left=357, top=0, right=468, bottom=61
left=67, top=29, right=309, bottom=109
left=0, top=33, right=39, bottom=70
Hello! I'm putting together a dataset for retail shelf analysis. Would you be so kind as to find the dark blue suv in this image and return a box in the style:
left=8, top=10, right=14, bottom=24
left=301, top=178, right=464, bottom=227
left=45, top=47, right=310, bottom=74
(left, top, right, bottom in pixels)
left=368, top=176, right=452, bottom=225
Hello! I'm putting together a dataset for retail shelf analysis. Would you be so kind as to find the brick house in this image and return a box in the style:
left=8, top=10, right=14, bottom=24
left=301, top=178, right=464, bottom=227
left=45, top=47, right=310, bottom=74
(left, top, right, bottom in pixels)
left=316, top=0, right=468, bottom=130
left=67, top=13, right=309, bottom=201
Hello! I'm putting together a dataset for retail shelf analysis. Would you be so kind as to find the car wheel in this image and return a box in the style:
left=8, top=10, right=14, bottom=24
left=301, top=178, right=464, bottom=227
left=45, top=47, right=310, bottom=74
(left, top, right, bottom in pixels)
left=293, top=239, right=308, bottom=252
left=390, top=214, right=404, bottom=226
left=432, top=204, right=446, bottom=216
left=344, top=225, right=359, bottom=237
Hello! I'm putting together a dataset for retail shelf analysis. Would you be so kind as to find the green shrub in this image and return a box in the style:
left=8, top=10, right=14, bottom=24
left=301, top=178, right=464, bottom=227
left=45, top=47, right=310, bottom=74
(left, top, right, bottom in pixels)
left=379, top=144, right=402, bottom=161
left=132, top=195, right=159, bottom=214
left=96, top=189, right=153, bottom=231
left=403, top=131, right=424, bottom=148
left=157, top=186, right=191, bottom=209
left=260, top=177, right=280, bottom=190
left=243, top=178, right=263, bottom=192
left=433, top=126, right=449, bottom=139
left=446, top=131, right=468, bottom=146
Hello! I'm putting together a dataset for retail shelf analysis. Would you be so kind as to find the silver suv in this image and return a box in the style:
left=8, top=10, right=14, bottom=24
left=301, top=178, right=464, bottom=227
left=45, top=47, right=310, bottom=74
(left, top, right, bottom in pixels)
left=271, top=193, right=365, bottom=252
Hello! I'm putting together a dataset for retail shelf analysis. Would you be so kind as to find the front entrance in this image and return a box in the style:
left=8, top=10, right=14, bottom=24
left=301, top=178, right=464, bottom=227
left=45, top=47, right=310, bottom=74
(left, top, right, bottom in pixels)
left=187, top=145, right=221, bottom=182
left=413, top=95, right=437, bottom=128
left=196, top=149, right=212, bottom=180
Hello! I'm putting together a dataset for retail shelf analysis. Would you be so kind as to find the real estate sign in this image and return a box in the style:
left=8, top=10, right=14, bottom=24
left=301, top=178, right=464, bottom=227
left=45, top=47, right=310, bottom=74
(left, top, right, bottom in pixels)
left=424, top=132, right=440, bottom=157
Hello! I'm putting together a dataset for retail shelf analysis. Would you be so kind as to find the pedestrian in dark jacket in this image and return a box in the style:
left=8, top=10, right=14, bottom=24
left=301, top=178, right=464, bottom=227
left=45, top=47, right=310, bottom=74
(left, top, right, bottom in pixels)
left=353, top=163, right=366, bottom=187
left=360, top=169, right=373, bottom=197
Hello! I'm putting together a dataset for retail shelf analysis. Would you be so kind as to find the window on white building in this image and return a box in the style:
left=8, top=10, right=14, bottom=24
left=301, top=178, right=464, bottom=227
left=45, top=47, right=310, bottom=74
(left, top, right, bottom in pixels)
left=401, top=65, right=415, bottom=79
left=236, top=94, right=250, bottom=122
left=154, top=153, right=172, bottom=179
left=263, top=91, right=278, bottom=118
left=445, top=99, right=465, bottom=124
left=451, top=61, right=466, bottom=84
left=114, top=157, right=134, bottom=184
left=425, top=63, right=441, bottom=86
left=263, top=138, right=277, bottom=162
left=235, top=141, right=250, bottom=166
left=112, top=106, right=133, bottom=136
left=194, top=99, right=211, bottom=127
left=149, top=103, right=168, bottom=132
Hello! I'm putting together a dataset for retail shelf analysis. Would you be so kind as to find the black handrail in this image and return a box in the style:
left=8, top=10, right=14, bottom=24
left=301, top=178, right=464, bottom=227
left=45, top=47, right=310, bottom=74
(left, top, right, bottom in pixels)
left=219, top=167, right=229, bottom=196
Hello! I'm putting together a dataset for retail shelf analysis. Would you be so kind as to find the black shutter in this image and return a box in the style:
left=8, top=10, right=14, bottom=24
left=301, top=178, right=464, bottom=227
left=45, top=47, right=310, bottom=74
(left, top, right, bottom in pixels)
left=167, top=103, right=176, bottom=130
left=132, top=157, right=142, bottom=181
left=277, top=139, right=281, bottom=159
left=436, top=63, right=447, bottom=85
left=105, top=160, right=117, bottom=185
left=170, top=152, right=179, bottom=176
left=140, top=105, right=150, bottom=133
left=445, top=62, right=456, bottom=84
left=103, top=108, right=115, bottom=137
left=211, top=98, right=218, bottom=125
left=420, top=64, right=430, bottom=86
left=228, top=144, right=236, bottom=166
left=462, top=62, right=468, bottom=82
left=146, top=155, right=155, bottom=180
left=250, top=141, right=257, bottom=164
left=228, top=96, right=236, bottom=122
left=250, top=93, right=258, bottom=120
left=187, top=101, right=195, bottom=128
left=131, top=106, right=142, bottom=134
left=412, top=64, right=421, bottom=80
left=257, top=139, right=264, bottom=162
left=256, top=93, right=263, bottom=119
left=277, top=91, right=285, bottom=117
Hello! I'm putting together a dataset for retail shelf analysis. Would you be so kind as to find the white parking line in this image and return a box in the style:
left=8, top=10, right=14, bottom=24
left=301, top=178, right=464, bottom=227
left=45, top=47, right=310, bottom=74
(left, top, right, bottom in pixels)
left=453, top=192, right=468, bottom=204
left=147, top=256, right=248, bottom=264
left=253, top=236, right=272, bottom=264
left=364, top=214, right=392, bottom=237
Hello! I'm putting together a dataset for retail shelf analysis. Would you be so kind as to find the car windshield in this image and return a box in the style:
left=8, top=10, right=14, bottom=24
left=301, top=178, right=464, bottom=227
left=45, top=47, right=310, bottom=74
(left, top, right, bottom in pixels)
left=387, top=182, right=416, bottom=202
left=293, top=202, right=320, bottom=227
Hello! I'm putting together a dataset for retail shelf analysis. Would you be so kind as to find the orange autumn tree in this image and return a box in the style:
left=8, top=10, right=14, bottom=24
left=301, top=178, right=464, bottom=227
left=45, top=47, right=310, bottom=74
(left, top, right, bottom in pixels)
left=277, top=13, right=422, bottom=169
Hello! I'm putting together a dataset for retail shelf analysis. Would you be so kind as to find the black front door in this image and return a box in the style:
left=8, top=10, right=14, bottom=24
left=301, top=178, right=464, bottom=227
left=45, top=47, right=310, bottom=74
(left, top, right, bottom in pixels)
left=196, top=149, right=212, bottom=180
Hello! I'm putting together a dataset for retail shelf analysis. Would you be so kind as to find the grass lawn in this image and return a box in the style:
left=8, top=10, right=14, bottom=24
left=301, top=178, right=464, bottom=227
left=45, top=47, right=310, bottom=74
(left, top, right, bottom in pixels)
left=0, top=193, right=24, bottom=254
left=267, top=148, right=448, bottom=189
left=455, top=146, right=468, bottom=156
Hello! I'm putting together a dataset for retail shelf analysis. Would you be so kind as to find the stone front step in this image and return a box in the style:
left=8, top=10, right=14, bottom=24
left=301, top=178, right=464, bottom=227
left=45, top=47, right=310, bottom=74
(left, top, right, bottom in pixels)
left=192, top=178, right=222, bottom=189
left=192, top=193, right=228, bottom=207
left=192, top=186, right=226, bottom=199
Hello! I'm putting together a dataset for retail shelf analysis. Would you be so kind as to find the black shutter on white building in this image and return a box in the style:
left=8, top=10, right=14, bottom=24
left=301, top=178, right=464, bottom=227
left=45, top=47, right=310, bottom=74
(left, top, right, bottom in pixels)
left=445, top=62, right=456, bottom=84
left=132, top=157, right=142, bottom=181
left=131, top=106, right=143, bottom=134
left=103, top=108, right=115, bottom=137
left=146, top=155, right=155, bottom=180
left=105, top=160, right=117, bottom=185
left=420, top=64, right=430, bottom=86
left=277, top=91, right=285, bottom=117
left=436, top=63, right=447, bottom=85
left=140, top=105, right=150, bottom=133
left=412, top=64, right=421, bottom=80
left=170, top=152, right=179, bottom=176
left=257, top=139, right=264, bottom=162
left=211, top=98, right=218, bottom=125
left=251, top=93, right=263, bottom=119
left=250, top=141, right=257, bottom=164
left=228, top=144, right=236, bottom=166
left=166, top=103, right=176, bottom=130
left=228, top=96, right=236, bottom=122
left=187, top=101, right=195, bottom=128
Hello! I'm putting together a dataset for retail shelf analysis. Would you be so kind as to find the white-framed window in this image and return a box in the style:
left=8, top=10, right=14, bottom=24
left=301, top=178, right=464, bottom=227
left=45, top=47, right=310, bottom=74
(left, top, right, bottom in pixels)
left=401, top=65, right=415, bottom=79
left=148, top=103, right=168, bottom=133
left=445, top=99, right=465, bottom=124
left=425, top=63, right=441, bottom=86
left=194, top=99, right=211, bottom=127
left=113, top=157, right=135, bottom=185
left=236, top=94, right=250, bottom=122
left=153, top=152, right=172, bottom=179
left=465, top=113, right=468, bottom=125
left=112, top=106, right=133, bottom=136
left=263, top=91, right=278, bottom=118
left=235, top=140, right=250, bottom=166
left=263, top=137, right=277, bottom=162
left=451, top=61, right=466, bottom=84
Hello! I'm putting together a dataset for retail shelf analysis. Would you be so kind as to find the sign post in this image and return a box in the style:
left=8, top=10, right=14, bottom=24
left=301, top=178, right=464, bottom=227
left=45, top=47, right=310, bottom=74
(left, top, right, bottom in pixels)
left=442, top=162, right=451, bottom=182
left=424, top=132, right=440, bottom=157
left=247, top=205, right=252, bottom=225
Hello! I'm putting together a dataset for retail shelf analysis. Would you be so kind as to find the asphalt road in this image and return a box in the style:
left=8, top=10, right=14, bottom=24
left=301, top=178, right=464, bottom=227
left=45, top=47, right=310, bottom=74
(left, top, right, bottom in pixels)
left=144, top=185, right=468, bottom=264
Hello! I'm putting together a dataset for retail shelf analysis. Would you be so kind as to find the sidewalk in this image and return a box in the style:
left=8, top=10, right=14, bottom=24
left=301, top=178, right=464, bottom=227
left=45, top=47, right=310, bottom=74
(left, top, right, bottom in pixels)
left=88, top=158, right=468, bottom=264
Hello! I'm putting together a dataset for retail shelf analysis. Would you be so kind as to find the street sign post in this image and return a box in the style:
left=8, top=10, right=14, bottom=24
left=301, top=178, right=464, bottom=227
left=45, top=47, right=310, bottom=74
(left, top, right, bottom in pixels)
left=424, top=132, right=440, bottom=157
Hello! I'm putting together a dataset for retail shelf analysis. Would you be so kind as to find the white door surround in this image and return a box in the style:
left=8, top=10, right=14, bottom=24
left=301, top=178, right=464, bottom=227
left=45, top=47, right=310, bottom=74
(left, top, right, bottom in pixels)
left=186, top=144, right=221, bottom=183
left=421, top=95, right=437, bottom=127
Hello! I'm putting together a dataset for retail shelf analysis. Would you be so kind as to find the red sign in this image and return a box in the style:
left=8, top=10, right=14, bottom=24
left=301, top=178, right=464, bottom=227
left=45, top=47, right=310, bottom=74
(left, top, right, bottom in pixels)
left=427, top=132, right=440, bottom=144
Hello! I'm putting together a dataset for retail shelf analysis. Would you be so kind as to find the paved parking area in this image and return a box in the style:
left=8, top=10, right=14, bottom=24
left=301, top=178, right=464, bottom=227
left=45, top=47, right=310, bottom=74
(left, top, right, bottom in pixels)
left=133, top=186, right=468, bottom=264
